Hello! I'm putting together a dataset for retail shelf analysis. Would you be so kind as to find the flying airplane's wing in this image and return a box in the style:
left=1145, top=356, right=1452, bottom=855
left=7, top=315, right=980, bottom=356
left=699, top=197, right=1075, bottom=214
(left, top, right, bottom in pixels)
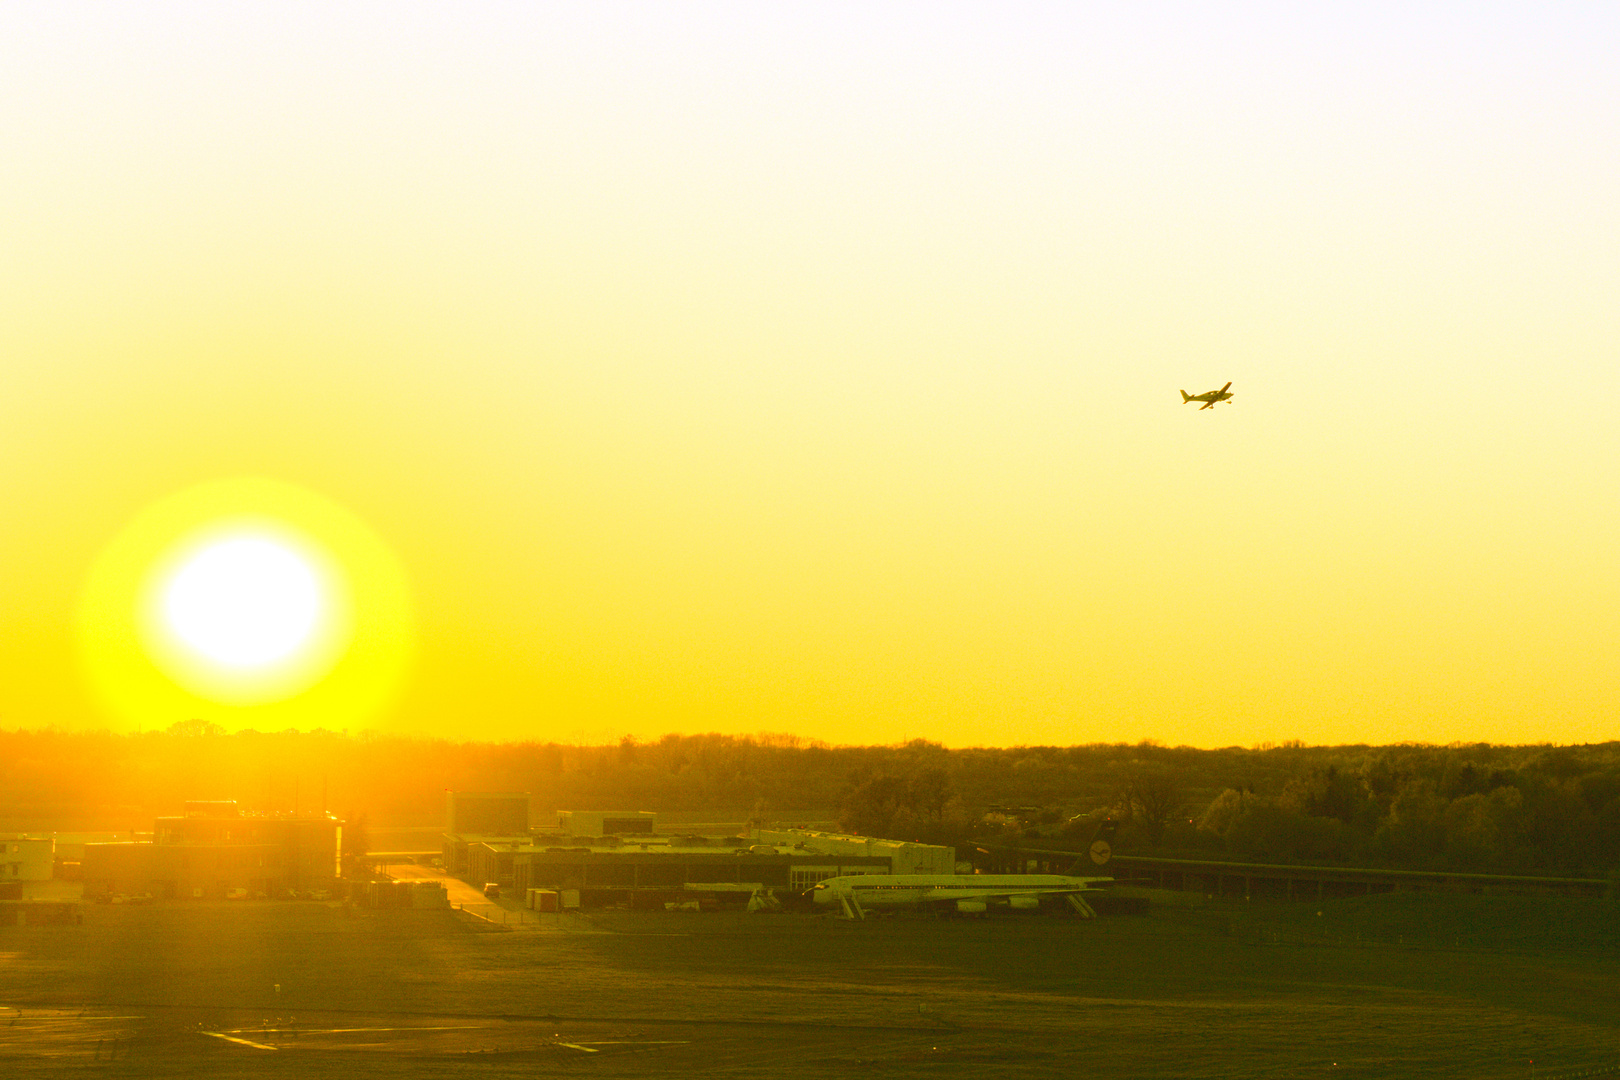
left=1200, top=400, right=1214, bottom=409
left=1220, top=381, right=1232, bottom=393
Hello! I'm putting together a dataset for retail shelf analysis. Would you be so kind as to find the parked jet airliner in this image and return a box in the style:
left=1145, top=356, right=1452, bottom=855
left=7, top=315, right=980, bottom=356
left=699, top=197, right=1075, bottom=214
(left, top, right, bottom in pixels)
left=811, top=819, right=1119, bottom=919
left=811, top=871, right=1113, bottom=918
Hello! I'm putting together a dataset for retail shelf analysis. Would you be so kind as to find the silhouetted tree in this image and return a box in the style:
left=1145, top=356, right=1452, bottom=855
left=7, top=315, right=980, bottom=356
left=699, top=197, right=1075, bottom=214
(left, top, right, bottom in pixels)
left=1126, top=764, right=1185, bottom=846
left=1, top=729, right=1616, bottom=875
left=838, top=774, right=911, bottom=837
left=166, top=718, right=225, bottom=737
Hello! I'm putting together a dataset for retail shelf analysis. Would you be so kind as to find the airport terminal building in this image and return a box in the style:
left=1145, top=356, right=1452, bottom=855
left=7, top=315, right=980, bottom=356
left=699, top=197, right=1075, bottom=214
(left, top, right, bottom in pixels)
left=508, top=833, right=900, bottom=903
left=442, top=793, right=954, bottom=909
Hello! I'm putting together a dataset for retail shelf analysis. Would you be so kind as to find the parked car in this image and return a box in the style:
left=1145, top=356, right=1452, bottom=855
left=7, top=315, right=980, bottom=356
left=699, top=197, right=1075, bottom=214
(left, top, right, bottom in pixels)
left=482, top=883, right=501, bottom=899
left=225, top=887, right=249, bottom=900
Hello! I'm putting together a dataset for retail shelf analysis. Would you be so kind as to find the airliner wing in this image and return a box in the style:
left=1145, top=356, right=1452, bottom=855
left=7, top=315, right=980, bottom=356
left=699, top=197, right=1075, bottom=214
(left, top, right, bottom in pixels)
left=919, top=879, right=1111, bottom=903
left=812, top=872, right=1114, bottom=920
left=920, top=882, right=1109, bottom=918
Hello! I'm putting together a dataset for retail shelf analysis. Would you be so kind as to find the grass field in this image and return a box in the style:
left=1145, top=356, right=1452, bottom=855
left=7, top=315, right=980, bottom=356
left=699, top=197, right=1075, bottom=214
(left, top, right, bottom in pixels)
left=2, top=891, right=1616, bottom=1078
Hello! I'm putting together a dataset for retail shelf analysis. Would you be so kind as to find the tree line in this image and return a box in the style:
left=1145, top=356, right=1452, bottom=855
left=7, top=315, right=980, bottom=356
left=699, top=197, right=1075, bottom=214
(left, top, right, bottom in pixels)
left=1, top=724, right=1616, bottom=877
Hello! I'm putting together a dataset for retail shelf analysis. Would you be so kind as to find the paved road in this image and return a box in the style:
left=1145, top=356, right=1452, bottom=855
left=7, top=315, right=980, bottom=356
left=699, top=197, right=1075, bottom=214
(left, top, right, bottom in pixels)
left=380, top=862, right=594, bottom=929
left=382, top=863, right=491, bottom=908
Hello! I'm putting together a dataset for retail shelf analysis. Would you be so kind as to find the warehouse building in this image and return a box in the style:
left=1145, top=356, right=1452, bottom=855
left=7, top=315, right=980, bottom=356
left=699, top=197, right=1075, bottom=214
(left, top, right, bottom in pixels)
left=555, top=810, right=655, bottom=836
left=447, top=791, right=531, bottom=836
left=1, top=835, right=55, bottom=883
left=0, top=835, right=76, bottom=923
left=42, top=831, right=147, bottom=882
left=750, top=828, right=959, bottom=882
left=440, top=794, right=957, bottom=909
left=81, top=801, right=342, bottom=900
left=442, top=791, right=531, bottom=877
left=508, top=835, right=894, bottom=903
left=447, top=808, right=954, bottom=909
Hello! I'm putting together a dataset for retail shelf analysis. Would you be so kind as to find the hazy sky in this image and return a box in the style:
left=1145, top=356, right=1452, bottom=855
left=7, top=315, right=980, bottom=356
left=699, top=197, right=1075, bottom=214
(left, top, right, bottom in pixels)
left=4, top=4, right=1618, bottom=746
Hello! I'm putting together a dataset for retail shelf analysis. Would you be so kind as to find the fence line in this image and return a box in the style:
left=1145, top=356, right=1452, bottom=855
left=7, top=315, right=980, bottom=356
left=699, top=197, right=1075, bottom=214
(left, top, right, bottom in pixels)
left=1533, top=1063, right=1620, bottom=1079
left=454, top=901, right=548, bottom=926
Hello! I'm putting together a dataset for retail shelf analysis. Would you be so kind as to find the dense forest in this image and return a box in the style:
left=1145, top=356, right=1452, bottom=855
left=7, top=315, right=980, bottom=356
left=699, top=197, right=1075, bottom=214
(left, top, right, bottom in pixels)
left=3, top=723, right=1618, bottom=879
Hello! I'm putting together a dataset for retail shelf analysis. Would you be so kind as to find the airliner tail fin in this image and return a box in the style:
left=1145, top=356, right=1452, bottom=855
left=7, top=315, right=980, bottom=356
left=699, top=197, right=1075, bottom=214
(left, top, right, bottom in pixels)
left=1061, top=818, right=1119, bottom=875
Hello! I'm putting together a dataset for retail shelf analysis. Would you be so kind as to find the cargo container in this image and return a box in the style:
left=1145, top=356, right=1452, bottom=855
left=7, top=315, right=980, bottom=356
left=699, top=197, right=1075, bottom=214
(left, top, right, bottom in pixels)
left=410, top=882, right=448, bottom=909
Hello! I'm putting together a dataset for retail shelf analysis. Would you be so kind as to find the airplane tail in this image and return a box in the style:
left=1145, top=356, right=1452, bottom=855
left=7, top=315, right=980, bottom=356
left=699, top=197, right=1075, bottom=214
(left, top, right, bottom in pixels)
left=1087, top=819, right=1117, bottom=869
left=1070, top=818, right=1151, bottom=915
left=1061, top=818, right=1118, bottom=875
left=1179, top=390, right=1192, bottom=403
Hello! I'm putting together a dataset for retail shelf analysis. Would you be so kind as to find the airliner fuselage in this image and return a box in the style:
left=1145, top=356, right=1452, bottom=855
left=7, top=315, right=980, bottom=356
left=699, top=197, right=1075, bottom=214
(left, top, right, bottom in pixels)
left=811, top=873, right=1111, bottom=918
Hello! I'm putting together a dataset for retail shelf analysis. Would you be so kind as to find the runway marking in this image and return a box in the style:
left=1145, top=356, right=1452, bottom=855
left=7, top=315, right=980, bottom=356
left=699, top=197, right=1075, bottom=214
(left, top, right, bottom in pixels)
left=200, top=1031, right=276, bottom=1050
left=557, top=1042, right=599, bottom=1052
left=571, top=1040, right=691, bottom=1047
left=224, top=1025, right=487, bottom=1035
left=4, top=1015, right=145, bottom=1022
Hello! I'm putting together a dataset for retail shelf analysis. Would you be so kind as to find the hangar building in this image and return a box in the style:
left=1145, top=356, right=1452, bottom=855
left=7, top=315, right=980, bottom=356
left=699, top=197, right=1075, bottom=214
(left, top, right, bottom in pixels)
left=81, top=801, right=342, bottom=900
left=442, top=791, right=531, bottom=877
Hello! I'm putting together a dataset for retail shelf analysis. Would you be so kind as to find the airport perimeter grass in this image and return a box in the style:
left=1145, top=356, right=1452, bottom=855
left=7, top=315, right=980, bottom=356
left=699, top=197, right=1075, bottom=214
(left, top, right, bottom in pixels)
left=2, top=890, right=1616, bottom=1078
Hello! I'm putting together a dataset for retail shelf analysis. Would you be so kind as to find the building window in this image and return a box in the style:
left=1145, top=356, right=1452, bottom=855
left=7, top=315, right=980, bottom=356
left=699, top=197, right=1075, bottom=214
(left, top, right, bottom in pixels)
left=790, top=866, right=840, bottom=890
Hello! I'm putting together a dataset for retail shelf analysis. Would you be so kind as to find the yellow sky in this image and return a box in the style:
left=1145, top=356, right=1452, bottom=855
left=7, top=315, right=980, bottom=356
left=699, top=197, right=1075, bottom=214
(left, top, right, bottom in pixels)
left=3, top=5, right=1618, bottom=746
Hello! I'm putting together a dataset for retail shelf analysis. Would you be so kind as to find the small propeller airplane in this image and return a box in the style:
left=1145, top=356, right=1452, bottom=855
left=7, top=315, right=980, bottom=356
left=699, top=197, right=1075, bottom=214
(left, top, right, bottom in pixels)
left=1180, top=382, right=1233, bottom=410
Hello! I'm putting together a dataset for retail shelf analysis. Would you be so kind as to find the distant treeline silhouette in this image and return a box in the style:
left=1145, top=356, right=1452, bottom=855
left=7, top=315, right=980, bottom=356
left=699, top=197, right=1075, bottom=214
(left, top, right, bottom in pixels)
left=1, top=725, right=1617, bottom=878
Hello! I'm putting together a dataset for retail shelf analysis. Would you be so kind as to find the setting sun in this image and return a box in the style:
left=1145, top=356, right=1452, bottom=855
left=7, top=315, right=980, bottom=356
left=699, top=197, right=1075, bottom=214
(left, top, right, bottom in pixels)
left=77, top=477, right=414, bottom=729
left=162, top=536, right=323, bottom=669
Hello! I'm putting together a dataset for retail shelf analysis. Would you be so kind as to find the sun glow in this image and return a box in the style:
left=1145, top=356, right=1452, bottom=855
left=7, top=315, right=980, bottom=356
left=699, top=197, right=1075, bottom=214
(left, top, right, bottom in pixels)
left=78, top=478, right=414, bottom=729
left=163, top=537, right=323, bottom=668
left=133, top=517, right=354, bottom=707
